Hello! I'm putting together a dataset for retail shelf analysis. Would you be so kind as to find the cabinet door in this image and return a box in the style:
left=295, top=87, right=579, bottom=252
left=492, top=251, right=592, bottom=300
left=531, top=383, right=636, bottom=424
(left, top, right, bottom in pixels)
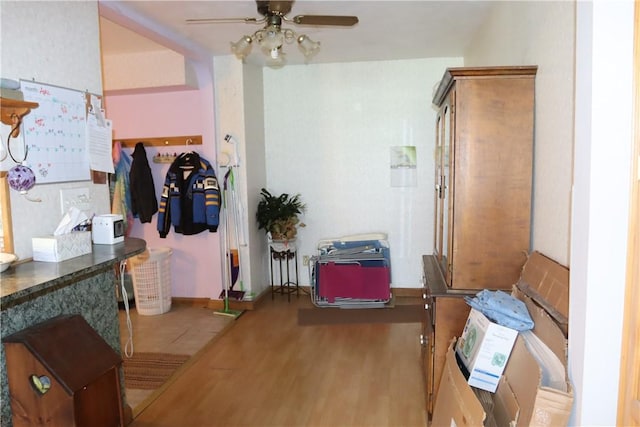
left=442, top=93, right=454, bottom=286
left=421, top=293, right=435, bottom=416
left=434, top=92, right=454, bottom=286
left=433, top=112, right=444, bottom=260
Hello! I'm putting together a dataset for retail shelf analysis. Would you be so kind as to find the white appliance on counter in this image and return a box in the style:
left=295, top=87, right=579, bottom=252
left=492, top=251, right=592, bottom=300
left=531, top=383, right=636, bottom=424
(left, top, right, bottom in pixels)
left=92, top=214, right=125, bottom=245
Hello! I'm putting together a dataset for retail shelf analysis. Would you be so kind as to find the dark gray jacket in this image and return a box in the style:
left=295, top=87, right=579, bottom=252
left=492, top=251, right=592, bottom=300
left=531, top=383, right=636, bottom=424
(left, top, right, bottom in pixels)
left=129, top=142, right=158, bottom=223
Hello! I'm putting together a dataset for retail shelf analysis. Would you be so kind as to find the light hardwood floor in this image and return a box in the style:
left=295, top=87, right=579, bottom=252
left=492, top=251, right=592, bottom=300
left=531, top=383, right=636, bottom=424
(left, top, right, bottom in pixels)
left=122, top=294, right=428, bottom=427
left=119, top=301, right=234, bottom=413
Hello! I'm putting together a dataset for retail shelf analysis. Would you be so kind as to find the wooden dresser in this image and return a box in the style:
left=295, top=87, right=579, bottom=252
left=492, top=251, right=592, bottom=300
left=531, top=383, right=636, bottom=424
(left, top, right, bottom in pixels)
left=423, top=66, right=537, bottom=419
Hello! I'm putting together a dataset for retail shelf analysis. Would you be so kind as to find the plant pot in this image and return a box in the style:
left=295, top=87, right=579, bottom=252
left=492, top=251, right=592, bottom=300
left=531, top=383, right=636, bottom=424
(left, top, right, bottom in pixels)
left=269, top=239, right=296, bottom=252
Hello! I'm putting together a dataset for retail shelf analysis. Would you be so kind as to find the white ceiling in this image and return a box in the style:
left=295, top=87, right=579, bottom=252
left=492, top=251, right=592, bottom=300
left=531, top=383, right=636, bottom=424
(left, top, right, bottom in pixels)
left=98, top=1, right=496, bottom=67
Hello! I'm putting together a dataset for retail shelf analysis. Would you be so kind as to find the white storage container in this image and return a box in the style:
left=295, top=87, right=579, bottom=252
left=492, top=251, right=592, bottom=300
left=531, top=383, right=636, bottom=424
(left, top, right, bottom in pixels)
left=130, top=247, right=172, bottom=315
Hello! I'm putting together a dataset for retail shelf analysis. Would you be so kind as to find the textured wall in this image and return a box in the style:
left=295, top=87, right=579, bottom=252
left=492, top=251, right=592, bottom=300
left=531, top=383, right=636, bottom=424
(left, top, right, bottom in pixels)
left=213, top=56, right=269, bottom=297
left=0, top=1, right=109, bottom=259
left=105, top=85, right=220, bottom=299
left=463, top=1, right=575, bottom=265
left=102, top=50, right=197, bottom=92
left=263, top=58, right=462, bottom=288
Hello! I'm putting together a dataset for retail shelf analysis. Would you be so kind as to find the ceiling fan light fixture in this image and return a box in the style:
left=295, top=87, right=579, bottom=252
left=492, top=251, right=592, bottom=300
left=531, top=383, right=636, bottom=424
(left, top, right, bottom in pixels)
left=231, top=35, right=253, bottom=59
left=283, top=28, right=295, bottom=43
left=266, top=50, right=287, bottom=69
left=258, top=24, right=284, bottom=50
left=213, top=0, right=358, bottom=67
left=297, top=35, right=320, bottom=59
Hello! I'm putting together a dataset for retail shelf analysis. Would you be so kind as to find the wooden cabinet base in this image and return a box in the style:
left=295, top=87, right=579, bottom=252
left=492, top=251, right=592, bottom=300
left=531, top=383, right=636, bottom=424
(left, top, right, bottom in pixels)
left=3, top=315, right=124, bottom=427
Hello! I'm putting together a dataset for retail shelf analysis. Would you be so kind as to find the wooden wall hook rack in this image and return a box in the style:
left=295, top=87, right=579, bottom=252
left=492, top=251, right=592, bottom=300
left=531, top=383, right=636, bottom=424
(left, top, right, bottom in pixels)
left=116, top=135, right=202, bottom=149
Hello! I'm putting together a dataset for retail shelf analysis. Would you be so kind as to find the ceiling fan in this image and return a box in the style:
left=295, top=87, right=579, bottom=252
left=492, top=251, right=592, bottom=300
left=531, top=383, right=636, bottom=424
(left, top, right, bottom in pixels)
left=186, top=0, right=359, bottom=67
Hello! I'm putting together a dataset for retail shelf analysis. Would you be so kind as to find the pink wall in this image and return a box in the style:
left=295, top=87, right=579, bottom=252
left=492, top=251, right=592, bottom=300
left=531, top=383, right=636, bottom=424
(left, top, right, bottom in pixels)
left=105, top=85, right=223, bottom=300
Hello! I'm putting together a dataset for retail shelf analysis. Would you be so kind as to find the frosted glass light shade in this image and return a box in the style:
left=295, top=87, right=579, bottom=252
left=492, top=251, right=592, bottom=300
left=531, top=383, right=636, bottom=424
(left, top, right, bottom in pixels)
left=258, top=25, right=284, bottom=50
left=266, top=51, right=286, bottom=69
left=231, top=36, right=252, bottom=59
left=297, top=35, right=320, bottom=59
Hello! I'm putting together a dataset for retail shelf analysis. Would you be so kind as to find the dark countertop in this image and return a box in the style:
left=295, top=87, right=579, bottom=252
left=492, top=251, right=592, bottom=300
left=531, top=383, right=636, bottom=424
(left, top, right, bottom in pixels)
left=0, top=237, right=146, bottom=308
left=422, top=254, right=484, bottom=298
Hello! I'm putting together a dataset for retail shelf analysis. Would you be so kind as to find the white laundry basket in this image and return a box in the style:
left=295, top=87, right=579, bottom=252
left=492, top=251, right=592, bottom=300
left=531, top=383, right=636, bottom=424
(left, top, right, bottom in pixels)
left=130, top=247, right=172, bottom=315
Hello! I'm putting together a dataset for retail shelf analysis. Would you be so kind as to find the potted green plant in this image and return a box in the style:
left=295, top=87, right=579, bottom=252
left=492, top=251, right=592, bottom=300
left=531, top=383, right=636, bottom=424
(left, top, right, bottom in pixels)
left=256, top=188, right=306, bottom=241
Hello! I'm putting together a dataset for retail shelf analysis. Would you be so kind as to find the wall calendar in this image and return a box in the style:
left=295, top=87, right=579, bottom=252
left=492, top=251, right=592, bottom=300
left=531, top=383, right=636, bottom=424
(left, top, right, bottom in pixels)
left=19, top=80, right=91, bottom=183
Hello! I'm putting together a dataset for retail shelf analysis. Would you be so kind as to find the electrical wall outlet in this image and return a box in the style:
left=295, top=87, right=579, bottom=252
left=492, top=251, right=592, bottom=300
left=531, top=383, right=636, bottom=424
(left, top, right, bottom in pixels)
left=303, top=255, right=310, bottom=266
left=60, top=188, right=92, bottom=216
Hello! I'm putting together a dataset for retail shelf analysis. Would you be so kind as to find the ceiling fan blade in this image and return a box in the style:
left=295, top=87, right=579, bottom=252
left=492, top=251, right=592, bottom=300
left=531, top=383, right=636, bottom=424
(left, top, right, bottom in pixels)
left=292, top=15, right=359, bottom=26
left=186, top=17, right=260, bottom=25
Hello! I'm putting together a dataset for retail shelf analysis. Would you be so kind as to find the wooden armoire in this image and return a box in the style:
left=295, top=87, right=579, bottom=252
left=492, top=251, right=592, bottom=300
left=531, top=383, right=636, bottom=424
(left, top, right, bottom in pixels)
left=422, top=65, right=537, bottom=418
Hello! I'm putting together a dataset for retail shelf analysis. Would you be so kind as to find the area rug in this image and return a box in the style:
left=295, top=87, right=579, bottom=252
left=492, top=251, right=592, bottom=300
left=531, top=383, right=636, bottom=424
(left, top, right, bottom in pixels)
left=122, top=352, right=190, bottom=390
left=297, top=304, right=424, bottom=326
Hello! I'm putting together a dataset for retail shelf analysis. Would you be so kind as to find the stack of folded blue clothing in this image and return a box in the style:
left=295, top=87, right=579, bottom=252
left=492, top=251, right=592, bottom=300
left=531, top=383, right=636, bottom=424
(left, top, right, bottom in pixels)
left=464, top=289, right=534, bottom=331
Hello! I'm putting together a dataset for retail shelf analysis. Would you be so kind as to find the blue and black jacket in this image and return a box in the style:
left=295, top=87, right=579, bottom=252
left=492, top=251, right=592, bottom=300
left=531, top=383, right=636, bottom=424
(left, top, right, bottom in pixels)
left=157, top=152, right=220, bottom=237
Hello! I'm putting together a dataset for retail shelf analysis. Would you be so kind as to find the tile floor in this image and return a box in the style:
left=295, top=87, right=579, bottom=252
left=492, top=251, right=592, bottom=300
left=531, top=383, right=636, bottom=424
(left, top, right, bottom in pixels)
left=118, top=302, right=233, bottom=412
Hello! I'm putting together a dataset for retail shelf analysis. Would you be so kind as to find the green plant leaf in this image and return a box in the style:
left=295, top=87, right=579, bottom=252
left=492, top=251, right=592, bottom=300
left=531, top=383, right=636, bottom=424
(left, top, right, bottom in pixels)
left=256, top=188, right=306, bottom=238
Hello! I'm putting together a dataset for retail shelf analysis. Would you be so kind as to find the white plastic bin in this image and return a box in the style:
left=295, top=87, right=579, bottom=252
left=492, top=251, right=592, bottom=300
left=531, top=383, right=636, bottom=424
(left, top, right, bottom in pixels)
left=130, top=247, right=172, bottom=315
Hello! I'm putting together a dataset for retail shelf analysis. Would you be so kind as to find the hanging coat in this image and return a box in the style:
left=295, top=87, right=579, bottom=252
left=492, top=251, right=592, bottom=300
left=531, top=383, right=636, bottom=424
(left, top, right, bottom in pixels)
left=129, top=142, right=158, bottom=223
left=157, top=151, right=220, bottom=237
left=111, top=141, right=134, bottom=235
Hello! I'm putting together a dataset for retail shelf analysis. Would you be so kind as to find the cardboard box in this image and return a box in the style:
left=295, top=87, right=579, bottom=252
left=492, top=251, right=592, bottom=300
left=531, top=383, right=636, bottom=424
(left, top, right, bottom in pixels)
left=503, top=290, right=572, bottom=426
left=455, top=308, right=519, bottom=393
left=433, top=343, right=520, bottom=427
left=32, top=231, right=92, bottom=262
left=517, top=251, right=569, bottom=334
left=433, top=251, right=573, bottom=426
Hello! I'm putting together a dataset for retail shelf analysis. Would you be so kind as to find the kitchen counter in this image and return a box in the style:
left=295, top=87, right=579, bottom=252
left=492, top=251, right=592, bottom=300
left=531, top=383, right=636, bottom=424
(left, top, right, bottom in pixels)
left=1, top=237, right=146, bottom=308
left=0, top=237, right=146, bottom=427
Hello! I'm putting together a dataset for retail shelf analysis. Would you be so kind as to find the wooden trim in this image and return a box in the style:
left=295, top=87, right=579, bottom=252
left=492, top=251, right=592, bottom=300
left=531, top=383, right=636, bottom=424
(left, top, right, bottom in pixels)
left=115, top=135, right=202, bottom=149
left=172, top=293, right=263, bottom=312
left=617, top=3, right=640, bottom=425
left=171, top=297, right=213, bottom=307
left=175, top=287, right=423, bottom=311
left=122, top=404, right=133, bottom=427
left=432, top=65, right=538, bottom=106
left=0, top=171, right=14, bottom=253
left=392, top=287, right=424, bottom=298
